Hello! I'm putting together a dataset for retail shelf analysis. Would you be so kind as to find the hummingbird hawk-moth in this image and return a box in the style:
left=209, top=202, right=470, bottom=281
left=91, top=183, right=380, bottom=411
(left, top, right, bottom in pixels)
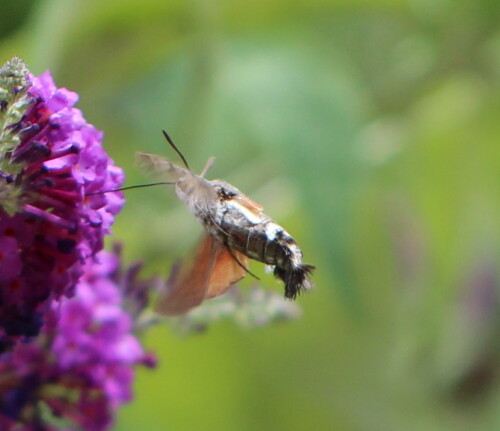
left=138, top=131, right=315, bottom=315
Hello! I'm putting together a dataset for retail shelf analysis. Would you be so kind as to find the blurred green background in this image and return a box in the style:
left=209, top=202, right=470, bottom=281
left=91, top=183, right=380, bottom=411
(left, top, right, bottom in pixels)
left=2, top=0, right=500, bottom=430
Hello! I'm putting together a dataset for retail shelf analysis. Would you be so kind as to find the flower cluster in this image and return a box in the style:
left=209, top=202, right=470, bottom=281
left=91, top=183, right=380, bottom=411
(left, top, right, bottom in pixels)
left=0, top=58, right=124, bottom=342
left=0, top=250, right=155, bottom=431
left=0, top=57, right=148, bottom=431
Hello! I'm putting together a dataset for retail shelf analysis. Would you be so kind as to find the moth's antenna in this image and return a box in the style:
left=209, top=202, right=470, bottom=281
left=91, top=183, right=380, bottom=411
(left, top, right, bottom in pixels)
left=86, top=181, right=175, bottom=196
left=199, top=156, right=216, bottom=178
left=162, top=130, right=190, bottom=171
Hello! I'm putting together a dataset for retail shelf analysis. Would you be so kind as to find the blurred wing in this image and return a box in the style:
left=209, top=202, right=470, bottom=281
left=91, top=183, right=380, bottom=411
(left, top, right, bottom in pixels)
left=137, top=151, right=219, bottom=217
left=155, top=234, right=218, bottom=316
left=136, top=152, right=190, bottom=181
left=155, top=235, right=248, bottom=315
left=205, top=248, right=249, bottom=299
left=234, top=194, right=264, bottom=214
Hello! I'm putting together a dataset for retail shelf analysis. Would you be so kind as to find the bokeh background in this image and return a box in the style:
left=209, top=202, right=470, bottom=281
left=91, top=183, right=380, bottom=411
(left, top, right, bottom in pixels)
left=2, top=0, right=500, bottom=430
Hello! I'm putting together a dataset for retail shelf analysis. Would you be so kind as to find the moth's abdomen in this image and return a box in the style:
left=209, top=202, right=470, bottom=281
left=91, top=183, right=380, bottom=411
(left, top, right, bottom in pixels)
left=273, top=263, right=315, bottom=299
left=218, top=217, right=314, bottom=299
left=220, top=220, right=292, bottom=266
left=209, top=186, right=315, bottom=299
left=257, top=223, right=314, bottom=299
left=246, top=224, right=314, bottom=299
left=246, top=223, right=298, bottom=267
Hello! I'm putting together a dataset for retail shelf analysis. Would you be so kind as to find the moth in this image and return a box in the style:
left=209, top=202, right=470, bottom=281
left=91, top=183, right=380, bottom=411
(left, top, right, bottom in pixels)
left=138, top=131, right=315, bottom=315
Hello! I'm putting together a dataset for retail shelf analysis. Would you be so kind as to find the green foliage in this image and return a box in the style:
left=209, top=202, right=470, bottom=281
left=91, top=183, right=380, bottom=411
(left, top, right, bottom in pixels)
left=2, top=0, right=500, bottom=430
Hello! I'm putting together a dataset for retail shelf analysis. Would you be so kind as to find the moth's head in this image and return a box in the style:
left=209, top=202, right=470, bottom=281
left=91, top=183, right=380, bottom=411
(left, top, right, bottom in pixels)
left=210, top=180, right=241, bottom=201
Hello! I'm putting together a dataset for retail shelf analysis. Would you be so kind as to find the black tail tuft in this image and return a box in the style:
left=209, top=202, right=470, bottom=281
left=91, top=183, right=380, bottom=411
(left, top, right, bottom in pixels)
left=274, top=264, right=315, bottom=300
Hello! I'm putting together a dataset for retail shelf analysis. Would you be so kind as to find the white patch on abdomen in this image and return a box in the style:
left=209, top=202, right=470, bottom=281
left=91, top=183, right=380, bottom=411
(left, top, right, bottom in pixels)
left=226, top=200, right=264, bottom=224
left=288, top=243, right=303, bottom=268
left=264, top=222, right=282, bottom=241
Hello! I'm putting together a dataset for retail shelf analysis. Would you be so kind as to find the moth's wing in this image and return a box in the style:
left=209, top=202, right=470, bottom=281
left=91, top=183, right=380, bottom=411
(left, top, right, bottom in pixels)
left=137, top=151, right=219, bottom=217
left=234, top=194, right=264, bottom=214
left=209, top=180, right=264, bottom=215
left=155, top=234, right=218, bottom=316
left=179, top=176, right=220, bottom=219
left=136, top=152, right=190, bottom=181
left=205, top=248, right=249, bottom=299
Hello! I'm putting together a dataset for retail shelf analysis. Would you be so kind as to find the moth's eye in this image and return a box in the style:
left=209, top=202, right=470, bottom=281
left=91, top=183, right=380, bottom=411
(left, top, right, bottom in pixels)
left=217, top=187, right=236, bottom=200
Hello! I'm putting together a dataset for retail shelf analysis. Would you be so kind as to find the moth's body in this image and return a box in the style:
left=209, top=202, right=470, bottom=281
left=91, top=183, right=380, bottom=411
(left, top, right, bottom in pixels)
left=138, top=150, right=314, bottom=315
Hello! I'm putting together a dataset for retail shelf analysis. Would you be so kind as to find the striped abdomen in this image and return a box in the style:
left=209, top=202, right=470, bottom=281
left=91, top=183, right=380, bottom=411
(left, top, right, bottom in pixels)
left=214, top=201, right=314, bottom=299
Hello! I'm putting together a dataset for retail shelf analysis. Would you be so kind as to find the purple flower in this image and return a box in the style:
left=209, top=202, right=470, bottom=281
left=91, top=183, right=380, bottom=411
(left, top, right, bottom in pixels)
left=0, top=58, right=124, bottom=340
left=0, top=250, right=155, bottom=431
